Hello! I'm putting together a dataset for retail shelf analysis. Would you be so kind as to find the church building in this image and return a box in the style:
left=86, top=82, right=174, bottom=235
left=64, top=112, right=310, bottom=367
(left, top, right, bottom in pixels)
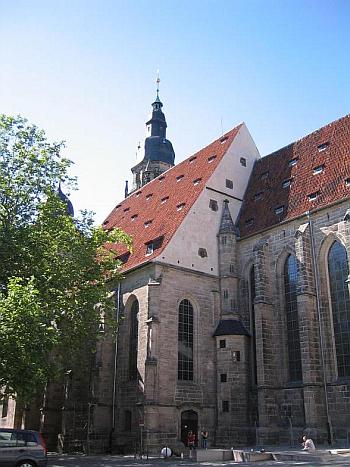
left=1, top=88, right=349, bottom=454
left=92, top=89, right=350, bottom=452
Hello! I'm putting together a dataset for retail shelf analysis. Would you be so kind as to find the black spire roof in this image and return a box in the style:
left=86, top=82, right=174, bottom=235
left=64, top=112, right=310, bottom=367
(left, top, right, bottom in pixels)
left=213, top=319, right=250, bottom=337
left=142, top=86, right=175, bottom=166
left=58, top=184, right=74, bottom=217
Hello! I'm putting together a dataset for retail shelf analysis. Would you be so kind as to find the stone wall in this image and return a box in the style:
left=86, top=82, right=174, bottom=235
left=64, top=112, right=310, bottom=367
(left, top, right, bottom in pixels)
left=237, top=199, right=350, bottom=445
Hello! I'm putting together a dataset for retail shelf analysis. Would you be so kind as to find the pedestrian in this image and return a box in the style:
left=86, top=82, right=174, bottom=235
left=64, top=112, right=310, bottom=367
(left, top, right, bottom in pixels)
left=187, top=430, right=196, bottom=450
left=301, top=435, right=316, bottom=452
left=201, top=430, right=208, bottom=449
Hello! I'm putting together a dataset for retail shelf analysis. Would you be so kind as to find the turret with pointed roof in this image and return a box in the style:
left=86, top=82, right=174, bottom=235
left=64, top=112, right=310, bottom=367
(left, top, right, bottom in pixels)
left=131, top=77, right=175, bottom=191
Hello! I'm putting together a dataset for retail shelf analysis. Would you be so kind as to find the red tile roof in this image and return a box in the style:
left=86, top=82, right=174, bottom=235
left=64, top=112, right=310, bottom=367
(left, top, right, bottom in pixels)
left=238, top=115, right=350, bottom=238
left=103, top=124, right=243, bottom=271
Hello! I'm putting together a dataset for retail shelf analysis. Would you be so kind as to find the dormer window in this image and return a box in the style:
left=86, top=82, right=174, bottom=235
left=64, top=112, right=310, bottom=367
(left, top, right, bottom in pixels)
left=220, top=136, right=228, bottom=144
left=146, top=243, right=154, bottom=255
left=260, top=171, right=269, bottom=180
left=317, top=142, right=330, bottom=152
left=254, top=192, right=263, bottom=201
left=245, top=218, right=254, bottom=227
left=193, top=178, right=202, bottom=185
left=136, top=191, right=142, bottom=197
left=189, top=156, right=197, bottom=163
left=208, top=155, right=217, bottom=163
left=115, top=204, right=121, bottom=210
left=161, top=196, right=169, bottom=204
left=158, top=175, right=165, bottom=182
left=177, top=203, right=186, bottom=211
left=288, top=158, right=298, bottom=167
left=146, top=193, right=153, bottom=201
left=145, top=236, right=164, bottom=256
left=131, top=214, right=138, bottom=221
left=123, top=207, right=130, bottom=213
left=176, top=175, right=184, bottom=182
left=308, top=191, right=320, bottom=201
left=144, top=220, right=153, bottom=228
left=275, top=206, right=284, bottom=215
left=313, top=165, right=325, bottom=175
left=282, top=179, right=292, bottom=188
left=117, top=251, right=131, bottom=264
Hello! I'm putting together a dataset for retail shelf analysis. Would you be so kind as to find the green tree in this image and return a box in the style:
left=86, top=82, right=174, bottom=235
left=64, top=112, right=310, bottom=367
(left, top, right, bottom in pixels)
left=0, top=114, right=131, bottom=402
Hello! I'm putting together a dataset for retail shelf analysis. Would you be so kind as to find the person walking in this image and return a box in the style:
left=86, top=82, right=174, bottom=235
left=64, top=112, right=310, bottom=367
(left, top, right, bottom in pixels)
left=201, top=430, right=208, bottom=449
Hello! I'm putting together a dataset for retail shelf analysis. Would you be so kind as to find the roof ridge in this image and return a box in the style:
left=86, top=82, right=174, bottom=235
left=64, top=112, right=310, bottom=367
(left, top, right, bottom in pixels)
left=103, top=122, right=244, bottom=271
left=258, top=113, right=350, bottom=162
left=107, top=122, right=243, bottom=210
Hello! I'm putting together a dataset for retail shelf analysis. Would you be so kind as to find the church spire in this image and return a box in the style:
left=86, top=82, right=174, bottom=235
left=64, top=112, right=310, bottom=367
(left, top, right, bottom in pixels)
left=130, top=75, right=175, bottom=191
left=147, top=72, right=167, bottom=138
left=219, top=199, right=237, bottom=235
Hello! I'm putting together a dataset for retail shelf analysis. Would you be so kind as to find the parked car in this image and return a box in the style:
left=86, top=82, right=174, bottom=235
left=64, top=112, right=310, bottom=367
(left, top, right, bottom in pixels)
left=0, top=428, right=47, bottom=467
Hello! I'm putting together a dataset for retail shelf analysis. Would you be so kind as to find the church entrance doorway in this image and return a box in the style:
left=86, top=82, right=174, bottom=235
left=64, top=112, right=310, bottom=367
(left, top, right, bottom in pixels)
left=180, top=410, right=198, bottom=446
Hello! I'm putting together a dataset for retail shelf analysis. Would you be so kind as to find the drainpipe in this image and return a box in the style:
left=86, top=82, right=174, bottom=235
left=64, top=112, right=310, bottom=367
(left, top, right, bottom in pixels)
left=110, top=281, right=121, bottom=452
left=306, top=211, right=333, bottom=445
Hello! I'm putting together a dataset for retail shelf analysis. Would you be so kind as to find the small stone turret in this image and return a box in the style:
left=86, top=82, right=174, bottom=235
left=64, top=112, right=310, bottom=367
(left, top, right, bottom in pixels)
left=218, top=199, right=239, bottom=318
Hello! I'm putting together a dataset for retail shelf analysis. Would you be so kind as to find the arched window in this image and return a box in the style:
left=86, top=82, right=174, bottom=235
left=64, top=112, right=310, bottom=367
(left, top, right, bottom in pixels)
left=249, top=266, right=257, bottom=385
left=129, top=300, right=139, bottom=380
left=328, top=241, right=350, bottom=378
left=178, top=299, right=194, bottom=381
left=284, top=254, right=302, bottom=381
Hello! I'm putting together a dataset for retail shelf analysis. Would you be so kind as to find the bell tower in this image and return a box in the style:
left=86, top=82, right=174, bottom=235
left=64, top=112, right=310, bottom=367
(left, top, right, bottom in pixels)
left=130, top=75, right=175, bottom=192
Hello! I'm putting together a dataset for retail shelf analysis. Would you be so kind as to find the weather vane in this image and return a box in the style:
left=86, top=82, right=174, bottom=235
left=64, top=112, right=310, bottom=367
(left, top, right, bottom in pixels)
left=156, top=69, right=160, bottom=97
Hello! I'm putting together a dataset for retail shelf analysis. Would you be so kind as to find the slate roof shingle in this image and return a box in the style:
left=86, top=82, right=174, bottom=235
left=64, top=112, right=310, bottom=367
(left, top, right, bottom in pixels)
left=238, top=114, right=350, bottom=238
left=213, top=319, right=250, bottom=337
left=103, top=124, right=243, bottom=272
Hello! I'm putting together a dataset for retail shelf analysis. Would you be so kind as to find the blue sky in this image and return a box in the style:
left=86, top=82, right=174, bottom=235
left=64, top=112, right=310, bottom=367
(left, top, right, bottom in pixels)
left=1, top=0, right=349, bottom=223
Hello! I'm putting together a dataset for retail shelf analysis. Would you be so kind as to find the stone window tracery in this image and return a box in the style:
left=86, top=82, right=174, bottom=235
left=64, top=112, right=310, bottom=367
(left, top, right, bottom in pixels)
left=178, top=299, right=194, bottom=381
left=284, top=254, right=302, bottom=382
left=328, top=241, right=350, bottom=378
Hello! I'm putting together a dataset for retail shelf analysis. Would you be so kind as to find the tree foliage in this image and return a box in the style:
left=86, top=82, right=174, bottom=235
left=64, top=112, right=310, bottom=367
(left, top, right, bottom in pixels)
left=0, top=115, right=131, bottom=401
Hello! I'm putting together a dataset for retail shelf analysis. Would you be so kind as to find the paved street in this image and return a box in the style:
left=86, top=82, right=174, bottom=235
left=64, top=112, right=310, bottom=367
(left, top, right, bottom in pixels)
left=48, top=453, right=350, bottom=467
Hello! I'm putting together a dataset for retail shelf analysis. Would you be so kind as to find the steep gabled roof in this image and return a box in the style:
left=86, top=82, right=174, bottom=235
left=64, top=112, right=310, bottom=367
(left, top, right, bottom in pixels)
left=104, top=124, right=243, bottom=272
left=238, top=115, right=350, bottom=238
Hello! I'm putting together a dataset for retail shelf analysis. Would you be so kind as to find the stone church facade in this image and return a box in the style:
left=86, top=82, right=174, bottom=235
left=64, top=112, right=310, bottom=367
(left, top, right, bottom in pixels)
left=1, top=93, right=349, bottom=453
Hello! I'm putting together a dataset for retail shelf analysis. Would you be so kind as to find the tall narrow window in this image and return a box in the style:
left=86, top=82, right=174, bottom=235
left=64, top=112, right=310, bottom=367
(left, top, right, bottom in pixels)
left=1, top=396, right=8, bottom=418
left=328, top=241, right=350, bottom=378
left=284, top=255, right=302, bottom=381
left=178, top=299, right=194, bottom=381
left=250, top=266, right=257, bottom=385
left=129, top=300, right=139, bottom=380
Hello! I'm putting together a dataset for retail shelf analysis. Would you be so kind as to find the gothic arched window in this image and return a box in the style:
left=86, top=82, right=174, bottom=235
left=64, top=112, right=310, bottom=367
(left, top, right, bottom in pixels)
left=284, top=254, right=302, bottom=381
left=129, top=300, right=139, bottom=380
left=249, top=265, right=257, bottom=385
left=178, top=299, right=194, bottom=381
left=328, top=241, right=350, bottom=378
